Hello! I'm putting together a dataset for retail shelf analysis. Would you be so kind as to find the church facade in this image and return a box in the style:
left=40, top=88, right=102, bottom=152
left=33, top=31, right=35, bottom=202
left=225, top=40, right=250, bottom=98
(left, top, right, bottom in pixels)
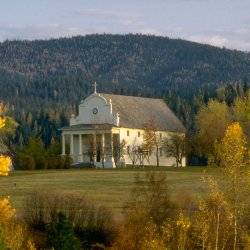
left=61, top=86, right=186, bottom=168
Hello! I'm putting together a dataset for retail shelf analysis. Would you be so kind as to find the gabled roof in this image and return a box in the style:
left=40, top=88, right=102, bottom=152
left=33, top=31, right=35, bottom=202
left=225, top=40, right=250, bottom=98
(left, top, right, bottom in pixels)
left=100, top=93, right=186, bottom=133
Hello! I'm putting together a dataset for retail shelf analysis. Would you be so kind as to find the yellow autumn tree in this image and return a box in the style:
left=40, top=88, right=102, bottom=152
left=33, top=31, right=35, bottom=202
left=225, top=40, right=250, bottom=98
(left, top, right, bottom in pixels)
left=0, top=197, right=15, bottom=224
left=194, top=178, right=232, bottom=250
left=0, top=103, right=17, bottom=176
left=175, top=212, right=191, bottom=250
left=196, top=100, right=232, bottom=163
left=0, top=116, right=6, bottom=129
left=234, top=91, right=250, bottom=145
left=0, top=156, right=12, bottom=176
left=220, top=122, right=248, bottom=176
left=0, top=104, right=34, bottom=249
left=0, top=197, right=36, bottom=250
left=219, top=122, right=249, bottom=250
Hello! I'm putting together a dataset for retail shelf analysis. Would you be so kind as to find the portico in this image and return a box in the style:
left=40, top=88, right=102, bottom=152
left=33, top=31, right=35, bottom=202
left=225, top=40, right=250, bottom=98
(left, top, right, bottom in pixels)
left=61, top=124, right=119, bottom=168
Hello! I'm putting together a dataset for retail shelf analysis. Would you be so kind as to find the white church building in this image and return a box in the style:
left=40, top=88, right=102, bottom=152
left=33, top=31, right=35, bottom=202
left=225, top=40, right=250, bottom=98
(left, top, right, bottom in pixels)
left=61, top=84, right=186, bottom=168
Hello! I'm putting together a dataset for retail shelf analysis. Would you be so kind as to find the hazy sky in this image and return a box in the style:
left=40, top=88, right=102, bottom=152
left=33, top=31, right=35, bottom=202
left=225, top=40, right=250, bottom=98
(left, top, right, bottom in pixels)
left=0, top=0, right=250, bottom=51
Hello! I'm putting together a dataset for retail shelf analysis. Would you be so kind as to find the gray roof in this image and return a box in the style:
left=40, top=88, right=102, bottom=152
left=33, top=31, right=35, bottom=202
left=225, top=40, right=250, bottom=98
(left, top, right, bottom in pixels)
left=100, top=93, right=186, bottom=133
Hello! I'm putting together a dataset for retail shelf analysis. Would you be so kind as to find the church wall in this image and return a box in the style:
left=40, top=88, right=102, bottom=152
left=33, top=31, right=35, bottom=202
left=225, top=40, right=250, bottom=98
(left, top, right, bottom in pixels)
left=118, top=127, right=186, bottom=167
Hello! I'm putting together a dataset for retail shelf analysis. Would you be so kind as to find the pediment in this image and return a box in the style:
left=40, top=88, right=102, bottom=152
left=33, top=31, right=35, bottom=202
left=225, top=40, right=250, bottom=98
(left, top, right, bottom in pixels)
left=80, top=93, right=108, bottom=107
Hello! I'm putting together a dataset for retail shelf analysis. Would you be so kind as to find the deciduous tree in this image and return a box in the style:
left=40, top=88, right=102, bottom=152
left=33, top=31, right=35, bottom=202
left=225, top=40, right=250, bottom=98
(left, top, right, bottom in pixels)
left=196, top=100, right=232, bottom=162
left=234, top=91, right=250, bottom=145
left=218, top=122, right=249, bottom=250
left=0, top=197, right=36, bottom=250
left=163, top=134, right=186, bottom=167
left=143, top=120, right=162, bottom=167
left=0, top=103, right=17, bottom=175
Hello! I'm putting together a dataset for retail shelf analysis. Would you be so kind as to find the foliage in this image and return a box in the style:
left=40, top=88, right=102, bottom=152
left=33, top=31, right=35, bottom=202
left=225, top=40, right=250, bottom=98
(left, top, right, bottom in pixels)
left=112, top=172, right=175, bottom=250
left=112, top=169, right=250, bottom=249
left=234, top=91, right=250, bottom=145
left=113, top=139, right=126, bottom=166
left=193, top=178, right=233, bottom=249
left=0, top=105, right=16, bottom=175
left=0, top=155, right=12, bottom=176
left=0, top=117, right=5, bottom=129
left=195, top=100, right=232, bottom=162
left=15, top=137, right=72, bottom=170
left=47, top=212, right=80, bottom=250
left=125, top=172, right=175, bottom=227
left=0, top=232, right=8, bottom=250
left=0, top=103, right=18, bottom=137
left=23, top=190, right=116, bottom=248
left=0, top=197, right=15, bottom=223
left=0, top=166, right=249, bottom=249
left=127, top=138, right=138, bottom=166
left=0, top=197, right=36, bottom=250
left=219, top=122, right=248, bottom=174
left=163, top=134, right=186, bottom=167
left=218, top=122, right=249, bottom=250
left=143, top=120, right=163, bottom=167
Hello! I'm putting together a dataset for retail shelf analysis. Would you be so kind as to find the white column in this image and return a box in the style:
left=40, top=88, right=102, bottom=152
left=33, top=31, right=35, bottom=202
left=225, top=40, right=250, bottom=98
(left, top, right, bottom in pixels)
left=93, top=133, right=97, bottom=162
left=110, top=132, right=115, bottom=168
left=110, top=133, right=113, bottom=154
left=102, top=133, right=105, bottom=163
left=70, top=134, right=74, bottom=156
left=79, top=134, right=83, bottom=162
left=62, top=133, right=66, bottom=155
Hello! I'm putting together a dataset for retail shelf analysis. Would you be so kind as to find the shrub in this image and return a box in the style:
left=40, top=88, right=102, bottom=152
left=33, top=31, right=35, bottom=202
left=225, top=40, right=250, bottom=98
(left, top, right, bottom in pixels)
left=125, top=172, right=176, bottom=227
left=111, top=172, right=177, bottom=250
left=0, top=229, right=8, bottom=250
left=60, top=155, right=72, bottom=169
left=34, top=156, right=48, bottom=169
left=0, top=197, right=36, bottom=250
left=15, top=150, right=72, bottom=170
left=14, top=137, right=70, bottom=170
left=46, top=157, right=60, bottom=169
left=15, top=153, right=35, bottom=170
left=23, top=190, right=116, bottom=248
left=47, top=212, right=80, bottom=250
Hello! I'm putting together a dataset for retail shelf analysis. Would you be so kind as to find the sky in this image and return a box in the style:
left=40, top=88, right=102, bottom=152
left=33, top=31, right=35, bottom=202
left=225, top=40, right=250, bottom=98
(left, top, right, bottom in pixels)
left=0, top=0, right=250, bottom=51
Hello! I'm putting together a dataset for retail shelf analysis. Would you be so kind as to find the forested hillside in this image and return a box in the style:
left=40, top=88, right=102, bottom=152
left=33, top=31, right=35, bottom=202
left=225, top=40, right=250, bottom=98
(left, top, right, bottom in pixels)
left=0, top=34, right=249, bottom=146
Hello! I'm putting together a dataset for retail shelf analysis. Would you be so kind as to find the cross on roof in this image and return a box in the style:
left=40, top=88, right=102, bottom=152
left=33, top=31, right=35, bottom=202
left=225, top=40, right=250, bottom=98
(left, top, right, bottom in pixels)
left=93, top=82, right=97, bottom=94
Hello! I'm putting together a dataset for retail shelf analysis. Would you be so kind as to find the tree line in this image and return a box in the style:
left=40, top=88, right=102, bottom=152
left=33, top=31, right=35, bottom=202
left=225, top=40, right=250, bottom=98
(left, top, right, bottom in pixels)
left=1, top=83, right=248, bottom=170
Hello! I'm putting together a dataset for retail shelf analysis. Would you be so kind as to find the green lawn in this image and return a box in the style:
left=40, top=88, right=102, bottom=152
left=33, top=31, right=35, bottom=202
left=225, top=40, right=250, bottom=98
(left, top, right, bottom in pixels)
left=0, top=167, right=219, bottom=215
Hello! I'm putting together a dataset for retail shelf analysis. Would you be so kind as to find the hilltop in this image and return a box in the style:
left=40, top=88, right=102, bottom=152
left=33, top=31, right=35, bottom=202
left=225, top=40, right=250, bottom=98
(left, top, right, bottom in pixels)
left=0, top=34, right=249, bottom=109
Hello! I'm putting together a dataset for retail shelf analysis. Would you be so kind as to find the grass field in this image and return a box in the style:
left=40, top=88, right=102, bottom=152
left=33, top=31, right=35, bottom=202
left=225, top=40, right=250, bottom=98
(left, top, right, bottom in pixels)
left=0, top=167, right=220, bottom=215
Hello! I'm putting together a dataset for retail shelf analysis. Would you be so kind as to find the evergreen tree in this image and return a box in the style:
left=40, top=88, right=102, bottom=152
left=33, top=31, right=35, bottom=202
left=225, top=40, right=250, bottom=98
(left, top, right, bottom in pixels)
left=47, top=212, right=80, bottom=250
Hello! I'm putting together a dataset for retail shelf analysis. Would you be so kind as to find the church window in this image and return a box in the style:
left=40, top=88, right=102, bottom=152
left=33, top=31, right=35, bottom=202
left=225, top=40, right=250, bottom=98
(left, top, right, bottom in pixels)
left=127, top=130, right=130, bottom=136
left=138, top=131, right=140, bottom=137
